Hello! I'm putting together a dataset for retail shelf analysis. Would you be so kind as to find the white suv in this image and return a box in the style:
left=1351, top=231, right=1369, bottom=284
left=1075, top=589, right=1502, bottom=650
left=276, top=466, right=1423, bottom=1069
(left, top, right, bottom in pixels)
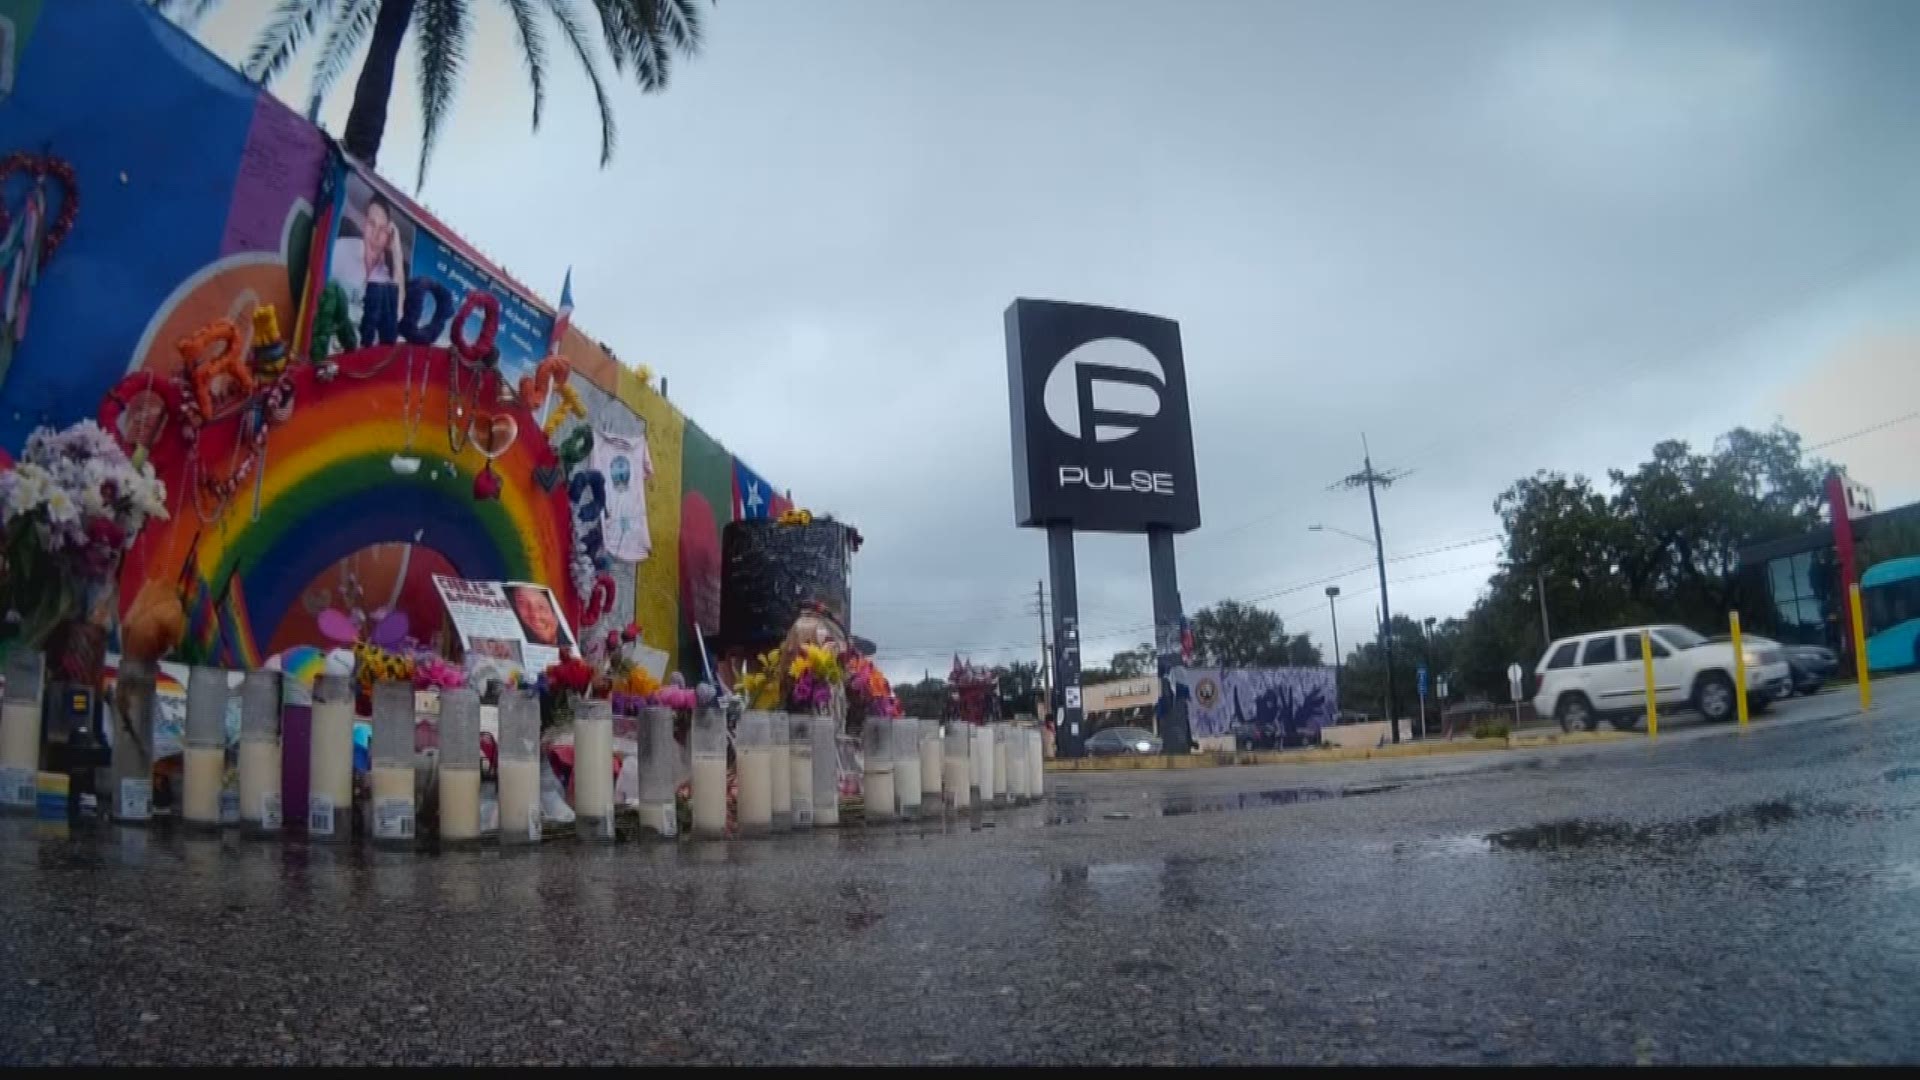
left=1532, top=624, right=1793, bottom=731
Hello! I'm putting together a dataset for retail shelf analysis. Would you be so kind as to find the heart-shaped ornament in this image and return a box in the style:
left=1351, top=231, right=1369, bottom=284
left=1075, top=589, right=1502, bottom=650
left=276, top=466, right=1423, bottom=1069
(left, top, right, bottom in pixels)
left=469, top=411, right=518, bottom=459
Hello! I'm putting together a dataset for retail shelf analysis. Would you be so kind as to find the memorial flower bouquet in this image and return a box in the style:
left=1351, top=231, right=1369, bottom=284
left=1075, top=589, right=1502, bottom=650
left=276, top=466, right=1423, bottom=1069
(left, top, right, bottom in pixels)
left=538, top=650, right=596, bottom=731
left=841, top=650, right=898, bottom=724
left=734, top=646, right=785, bottom=712
left=0, top=419, right=168, bottom=650
left=786, top=642, right=842, bottom=712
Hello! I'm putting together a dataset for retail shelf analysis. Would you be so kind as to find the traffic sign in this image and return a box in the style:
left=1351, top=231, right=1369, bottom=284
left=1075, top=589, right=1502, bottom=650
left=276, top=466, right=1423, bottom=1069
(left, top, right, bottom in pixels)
left=1507, top=662, right=1525, bottom=702
left=1416, top=665, right=1429, bottom=698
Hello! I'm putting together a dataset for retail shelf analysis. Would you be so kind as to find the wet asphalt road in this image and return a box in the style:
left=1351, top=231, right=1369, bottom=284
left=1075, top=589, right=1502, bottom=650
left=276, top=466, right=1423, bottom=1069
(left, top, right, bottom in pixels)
left=2, top=680, right=1917, bottom=1064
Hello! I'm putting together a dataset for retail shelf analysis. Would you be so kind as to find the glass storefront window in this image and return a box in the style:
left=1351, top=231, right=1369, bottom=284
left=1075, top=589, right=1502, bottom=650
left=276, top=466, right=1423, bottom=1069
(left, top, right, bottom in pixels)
left=1766, top=552, right=1833, bottom=647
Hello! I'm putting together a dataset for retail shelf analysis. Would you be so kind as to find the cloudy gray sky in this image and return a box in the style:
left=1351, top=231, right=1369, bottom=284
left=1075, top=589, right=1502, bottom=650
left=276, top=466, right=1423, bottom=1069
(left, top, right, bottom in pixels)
left=190, top=0, right=1920, bottom=680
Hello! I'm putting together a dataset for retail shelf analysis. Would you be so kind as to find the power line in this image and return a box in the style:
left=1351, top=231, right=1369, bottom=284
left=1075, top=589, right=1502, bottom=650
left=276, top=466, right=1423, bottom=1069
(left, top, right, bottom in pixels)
left=1805, top=410, right=1919, bottom=453
left=873, top=559, right=1497, bottom=662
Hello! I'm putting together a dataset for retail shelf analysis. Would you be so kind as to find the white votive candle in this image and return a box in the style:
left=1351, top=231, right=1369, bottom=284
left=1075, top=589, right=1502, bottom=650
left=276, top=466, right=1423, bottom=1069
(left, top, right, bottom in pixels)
left=573, top=699, right=615, bottom=841
left=943, top=724, right=971, bottom=811
left=307, top=674, right=356, bottom=842
left=691, top=707, right=729, bottom=839
left=863, top=717, right=895, bottom=824
left=497, top=689, right=541, bottom=845
left=735, top=711, right=773, bottom=836
left=237, top=670, right=283, bottom=836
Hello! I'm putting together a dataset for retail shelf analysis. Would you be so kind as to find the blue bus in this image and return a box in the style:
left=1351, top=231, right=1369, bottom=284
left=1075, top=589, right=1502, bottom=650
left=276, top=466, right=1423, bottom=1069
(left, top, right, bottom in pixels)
left=1863, top=556, right=1920, bottom=672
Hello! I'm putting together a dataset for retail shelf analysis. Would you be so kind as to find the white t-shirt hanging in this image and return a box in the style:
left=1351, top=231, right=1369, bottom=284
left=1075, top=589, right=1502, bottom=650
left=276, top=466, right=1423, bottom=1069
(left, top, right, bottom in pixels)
left=591, top=426, right=653, bottom=563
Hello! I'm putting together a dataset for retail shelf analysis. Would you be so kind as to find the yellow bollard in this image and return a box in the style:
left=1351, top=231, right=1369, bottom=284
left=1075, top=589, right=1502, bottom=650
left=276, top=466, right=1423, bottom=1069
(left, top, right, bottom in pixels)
left=1730, top=612, right=1750, bottom=730
left=1641, top=628, right=1658, bottom=740
left=1850, top=582, right=1872, bottom=712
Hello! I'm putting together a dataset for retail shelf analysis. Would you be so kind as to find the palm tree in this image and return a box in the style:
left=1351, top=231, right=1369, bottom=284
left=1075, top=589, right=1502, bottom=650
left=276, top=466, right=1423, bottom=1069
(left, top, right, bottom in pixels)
left=153, top=0, right=709, bottom=187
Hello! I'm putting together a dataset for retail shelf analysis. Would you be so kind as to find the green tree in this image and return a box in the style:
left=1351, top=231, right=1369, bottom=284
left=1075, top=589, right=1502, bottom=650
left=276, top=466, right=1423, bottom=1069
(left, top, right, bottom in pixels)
left=994, top=661, right=1043, bottom=717
left=1107, top=643, right=1155, bottom=678
left=893, top=676, right=948, bottom=721
left=1189, top=600, right=1320, bottom=668
left=1455, top=422, right=1830, bottom=701
left=156, top=0, right=710, bottom=187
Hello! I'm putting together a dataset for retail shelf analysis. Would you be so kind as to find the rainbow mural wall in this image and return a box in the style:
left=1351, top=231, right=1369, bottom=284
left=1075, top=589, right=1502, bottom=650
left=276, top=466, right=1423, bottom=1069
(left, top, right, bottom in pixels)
left=0, top=0, right=792, bottom=675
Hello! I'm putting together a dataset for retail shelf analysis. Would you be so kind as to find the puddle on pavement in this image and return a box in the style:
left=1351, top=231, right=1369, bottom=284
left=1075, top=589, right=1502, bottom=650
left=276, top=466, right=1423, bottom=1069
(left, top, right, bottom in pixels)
left=1484, top=797, right=1886, bottom=854
left=1045, top=782, right=1401, bottom=826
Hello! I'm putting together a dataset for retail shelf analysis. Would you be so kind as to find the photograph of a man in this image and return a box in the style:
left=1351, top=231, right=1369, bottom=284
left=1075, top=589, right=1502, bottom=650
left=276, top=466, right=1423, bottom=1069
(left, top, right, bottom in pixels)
left=506, top=583, right=572, bottom=649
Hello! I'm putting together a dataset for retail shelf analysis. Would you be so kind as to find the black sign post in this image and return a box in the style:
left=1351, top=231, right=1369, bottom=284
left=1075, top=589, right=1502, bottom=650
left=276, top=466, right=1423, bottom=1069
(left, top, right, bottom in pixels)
left=1006, top=299, right=1202, bottom=757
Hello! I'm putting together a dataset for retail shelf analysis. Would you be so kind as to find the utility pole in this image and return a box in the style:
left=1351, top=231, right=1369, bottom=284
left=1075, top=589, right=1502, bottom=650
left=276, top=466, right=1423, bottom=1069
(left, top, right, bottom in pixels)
left=1332, top=436, right=1409, bottom=744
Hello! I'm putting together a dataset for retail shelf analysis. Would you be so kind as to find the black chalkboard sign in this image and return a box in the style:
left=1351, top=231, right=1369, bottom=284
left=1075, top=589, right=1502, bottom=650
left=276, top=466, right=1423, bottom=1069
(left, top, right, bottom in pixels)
left=720, top=519, right=853, bottom=650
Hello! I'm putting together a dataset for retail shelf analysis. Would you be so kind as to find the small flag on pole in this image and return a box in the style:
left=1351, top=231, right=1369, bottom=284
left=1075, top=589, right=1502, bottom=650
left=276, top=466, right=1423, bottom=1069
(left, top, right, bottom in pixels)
left=548, top=268, right=574, bottom=353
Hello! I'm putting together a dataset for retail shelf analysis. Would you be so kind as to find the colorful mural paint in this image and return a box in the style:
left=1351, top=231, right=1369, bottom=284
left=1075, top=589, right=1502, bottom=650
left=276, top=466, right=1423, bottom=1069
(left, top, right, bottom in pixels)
left=118, top=345, right=578, bottom=664
left=1172, top=666, right=1337, bottom=743
left=0, top=0, right=326, bottom=447
left=0, top=0, right=789, bottom=675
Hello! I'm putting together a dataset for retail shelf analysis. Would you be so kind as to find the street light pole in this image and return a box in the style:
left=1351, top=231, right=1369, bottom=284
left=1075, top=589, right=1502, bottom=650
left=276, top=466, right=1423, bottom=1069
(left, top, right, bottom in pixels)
left=1326, top=586, right=1342, bottom=716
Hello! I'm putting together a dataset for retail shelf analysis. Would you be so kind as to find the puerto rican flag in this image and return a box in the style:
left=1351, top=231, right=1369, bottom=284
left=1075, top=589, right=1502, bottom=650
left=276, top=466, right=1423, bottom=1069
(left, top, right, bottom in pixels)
left=547, top=268, right=574, bottom=353
left=732, top=458, right=792, bottom=521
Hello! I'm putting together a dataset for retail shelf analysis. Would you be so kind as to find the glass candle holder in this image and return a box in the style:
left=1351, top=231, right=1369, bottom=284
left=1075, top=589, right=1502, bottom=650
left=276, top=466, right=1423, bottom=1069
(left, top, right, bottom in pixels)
left=809, top=714, right=839, bottom=827
left=992, top=722, right=1011, bottom=808
left=497, top=688, right=542, bottom=845
left=862, top=717, right=895, bottom=824
left=893, top=717, right=921, bottom=818
left=181, top=666, right=231, bottom=830
left=788, top=714, right=814, bottom=829
left=919, top=720, right=943, bottom=804
left=238, top=670, right=283, bottom=837
left=1028, top=728, right=1045, bottom=801
left=762, top=709, right=791, bottom=832
left=370, top=680, right=417, bottom=848
left=691, top=706, right=728, bottom=839
left=108, top=657, right=156, bottom=824
left=734, top=710, right=773, bottom=837
left=0, top=648, right=46, bottom=813
left=439, top=688, right=482, bottom=844
left=573, top=698, right=615, bottom=841
left=306, top=673, right=357, bottom=842
left=970, top=723, right=992, bottom=808
left=1007, top=724, right=1031, bottom=806
left=638, top=706, right=680, bottom=838
left=943, top=723, right=971, bottom=812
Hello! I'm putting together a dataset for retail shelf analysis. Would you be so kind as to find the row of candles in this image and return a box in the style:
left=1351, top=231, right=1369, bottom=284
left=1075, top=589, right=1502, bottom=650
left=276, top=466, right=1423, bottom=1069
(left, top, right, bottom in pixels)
left=722, top=713, right=1047, bottom=837
left=0, top=650, right=1046, bottom=841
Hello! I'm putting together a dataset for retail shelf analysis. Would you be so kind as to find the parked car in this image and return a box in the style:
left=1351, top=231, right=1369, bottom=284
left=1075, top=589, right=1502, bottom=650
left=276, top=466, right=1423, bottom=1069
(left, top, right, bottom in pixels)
left=1086, top=726, right=1163, bottom=756
left=1532, top=624, right=1792, bottom=732
left=1705, top=633, right=1836, bottom=696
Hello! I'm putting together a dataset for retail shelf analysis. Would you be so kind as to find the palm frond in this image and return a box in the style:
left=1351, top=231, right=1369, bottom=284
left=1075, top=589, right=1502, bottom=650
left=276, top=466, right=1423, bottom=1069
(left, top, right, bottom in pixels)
left=413, top=0, right=472, bottom=189
left=306, top=0, right=380, bottom=119
left=590, top=0, right=705, bottom=91
left=243, top=0, right=335, bottom=85
left=500, top=0, right=551, bottom=131
left=540, top=0, right=619, bottom=167
left=148, top=0, right=228, bottom=29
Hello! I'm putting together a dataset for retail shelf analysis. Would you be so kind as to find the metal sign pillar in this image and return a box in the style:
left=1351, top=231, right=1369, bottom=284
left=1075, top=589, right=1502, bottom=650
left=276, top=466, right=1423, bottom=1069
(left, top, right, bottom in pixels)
left=1048, top=525, right=1085, bottom=758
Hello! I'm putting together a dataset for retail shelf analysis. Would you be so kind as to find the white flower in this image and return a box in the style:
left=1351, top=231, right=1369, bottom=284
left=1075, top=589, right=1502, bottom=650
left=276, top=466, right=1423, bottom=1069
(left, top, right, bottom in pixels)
left=43, top=488, right=78, bottom=525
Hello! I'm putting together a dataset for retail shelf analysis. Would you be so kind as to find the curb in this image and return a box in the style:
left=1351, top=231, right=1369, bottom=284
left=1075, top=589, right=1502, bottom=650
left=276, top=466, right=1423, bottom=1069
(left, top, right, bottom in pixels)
left=1044, top=729, right=1630, bottom=773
